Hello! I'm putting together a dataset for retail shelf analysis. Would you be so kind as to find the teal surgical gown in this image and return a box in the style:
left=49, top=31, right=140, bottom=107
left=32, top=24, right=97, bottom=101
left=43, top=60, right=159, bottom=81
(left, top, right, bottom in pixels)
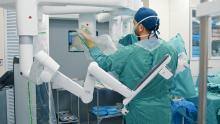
left=168, top=34, right=196, bottom=98
left=119, top=34, right=138, bottom=46
left=89, top=37, right=178, bottom=124
left=119, top=33, right=196, bottom=98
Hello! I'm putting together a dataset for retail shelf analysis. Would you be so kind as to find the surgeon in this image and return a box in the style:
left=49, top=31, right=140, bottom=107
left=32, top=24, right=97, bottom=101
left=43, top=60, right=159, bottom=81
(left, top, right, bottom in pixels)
left=80, top=7, right=178, bottom=124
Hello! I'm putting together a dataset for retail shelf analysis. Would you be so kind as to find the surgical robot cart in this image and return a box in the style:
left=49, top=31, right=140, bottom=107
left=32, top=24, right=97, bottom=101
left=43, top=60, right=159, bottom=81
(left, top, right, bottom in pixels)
left=0, top=0, right=174, bottom=123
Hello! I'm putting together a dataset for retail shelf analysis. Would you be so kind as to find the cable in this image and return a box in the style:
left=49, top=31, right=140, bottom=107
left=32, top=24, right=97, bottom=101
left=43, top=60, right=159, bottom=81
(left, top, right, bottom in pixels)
left=28, top=81, right=33, bottom=124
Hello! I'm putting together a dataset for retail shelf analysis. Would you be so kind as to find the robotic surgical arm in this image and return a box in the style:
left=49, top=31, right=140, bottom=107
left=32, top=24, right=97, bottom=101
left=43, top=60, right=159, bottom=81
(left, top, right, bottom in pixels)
left=32, top=51, right=173, bottom=115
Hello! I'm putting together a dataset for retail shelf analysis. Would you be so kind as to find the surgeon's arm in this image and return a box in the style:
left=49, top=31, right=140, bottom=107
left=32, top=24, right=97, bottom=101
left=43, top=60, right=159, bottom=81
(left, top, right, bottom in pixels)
left=89, top=47, right=132, bottom=74
left=79, top=30, right=132, bottom=74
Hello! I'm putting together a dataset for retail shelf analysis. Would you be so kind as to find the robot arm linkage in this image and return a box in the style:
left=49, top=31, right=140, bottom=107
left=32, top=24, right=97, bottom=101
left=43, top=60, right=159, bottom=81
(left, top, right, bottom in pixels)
left=33, top=50, right=172, bottom=114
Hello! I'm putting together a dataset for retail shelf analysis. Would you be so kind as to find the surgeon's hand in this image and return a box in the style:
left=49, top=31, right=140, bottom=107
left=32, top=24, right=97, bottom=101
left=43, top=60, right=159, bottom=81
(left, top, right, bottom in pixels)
left=79, top=30, right=96, bottom=48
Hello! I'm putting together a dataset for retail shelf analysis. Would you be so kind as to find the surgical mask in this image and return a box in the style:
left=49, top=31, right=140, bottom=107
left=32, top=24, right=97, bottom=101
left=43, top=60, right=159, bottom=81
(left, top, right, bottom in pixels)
left=133, top=16, right=159, bottom=39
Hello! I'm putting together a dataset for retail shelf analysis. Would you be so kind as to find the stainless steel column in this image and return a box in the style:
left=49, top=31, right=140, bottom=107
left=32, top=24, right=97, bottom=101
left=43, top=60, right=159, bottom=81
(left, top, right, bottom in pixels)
left=198, top=0, right=209, bottom=123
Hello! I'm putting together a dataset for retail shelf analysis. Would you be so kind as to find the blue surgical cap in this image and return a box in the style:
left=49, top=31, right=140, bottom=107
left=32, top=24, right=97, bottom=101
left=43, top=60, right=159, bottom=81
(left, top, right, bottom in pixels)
left=134, top=7, right=160, bottom=31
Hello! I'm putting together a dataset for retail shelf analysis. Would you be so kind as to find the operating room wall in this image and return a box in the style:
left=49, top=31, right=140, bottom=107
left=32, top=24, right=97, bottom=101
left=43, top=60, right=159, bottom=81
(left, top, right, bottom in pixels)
left=149, top=0, right=190, bottom=55
left=0, top=8, right=5, bottom=77
left=49, top=19, right=109, bottom=79
left=190, top=0, right=199, bottom=7
left=149, top=0, right=170, bottom=41
left=169, top=0, right=190, bottom=56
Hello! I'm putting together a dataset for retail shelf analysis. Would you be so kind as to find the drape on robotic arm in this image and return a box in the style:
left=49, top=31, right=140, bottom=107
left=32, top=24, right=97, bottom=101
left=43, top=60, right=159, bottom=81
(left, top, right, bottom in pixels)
left=31, top=50, right=173, bottom=115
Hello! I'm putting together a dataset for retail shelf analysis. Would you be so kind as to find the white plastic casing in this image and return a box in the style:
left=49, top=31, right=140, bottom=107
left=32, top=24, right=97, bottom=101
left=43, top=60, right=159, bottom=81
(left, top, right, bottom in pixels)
left=16, top=0, right=38, bottom=35
left=19, top=44, right=33, bottom=77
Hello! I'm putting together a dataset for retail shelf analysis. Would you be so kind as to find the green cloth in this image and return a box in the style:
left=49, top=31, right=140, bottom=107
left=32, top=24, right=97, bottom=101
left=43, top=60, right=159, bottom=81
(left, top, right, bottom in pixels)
left=119, top=34, right=138, bottom=46
left=208, top=72, right=220, bottom=84
left=168, top=34, right=196, bottom=98
left=89, top=37, right=178, bottom=124
left=187, top=90, right=220, bottom=124
left=207, top=93, right=220, bottom=124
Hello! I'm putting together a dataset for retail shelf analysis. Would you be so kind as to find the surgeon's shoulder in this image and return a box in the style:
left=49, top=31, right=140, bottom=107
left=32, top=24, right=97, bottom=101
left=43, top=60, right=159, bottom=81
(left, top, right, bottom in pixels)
left=165, top=41, right=178, bottom=60
left=114, top=44, right=137, bottom=56
left=159, top=40, right=176, bottom=53
left=160, top=40, right=178, bottom=60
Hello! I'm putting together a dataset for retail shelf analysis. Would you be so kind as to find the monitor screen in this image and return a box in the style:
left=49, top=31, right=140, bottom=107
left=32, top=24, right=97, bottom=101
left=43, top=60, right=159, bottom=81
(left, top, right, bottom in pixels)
left=68, top=30, right=85, bottom=52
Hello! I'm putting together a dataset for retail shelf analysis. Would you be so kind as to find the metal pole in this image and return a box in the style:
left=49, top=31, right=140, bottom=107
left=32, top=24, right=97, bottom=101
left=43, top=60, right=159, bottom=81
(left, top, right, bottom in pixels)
left=198, top=0, right=209, bottom=123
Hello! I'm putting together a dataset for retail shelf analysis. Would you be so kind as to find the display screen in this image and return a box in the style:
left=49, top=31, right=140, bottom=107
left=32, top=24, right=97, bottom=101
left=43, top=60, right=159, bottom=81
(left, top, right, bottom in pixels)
left=68, top=30, right=84, bottom=52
